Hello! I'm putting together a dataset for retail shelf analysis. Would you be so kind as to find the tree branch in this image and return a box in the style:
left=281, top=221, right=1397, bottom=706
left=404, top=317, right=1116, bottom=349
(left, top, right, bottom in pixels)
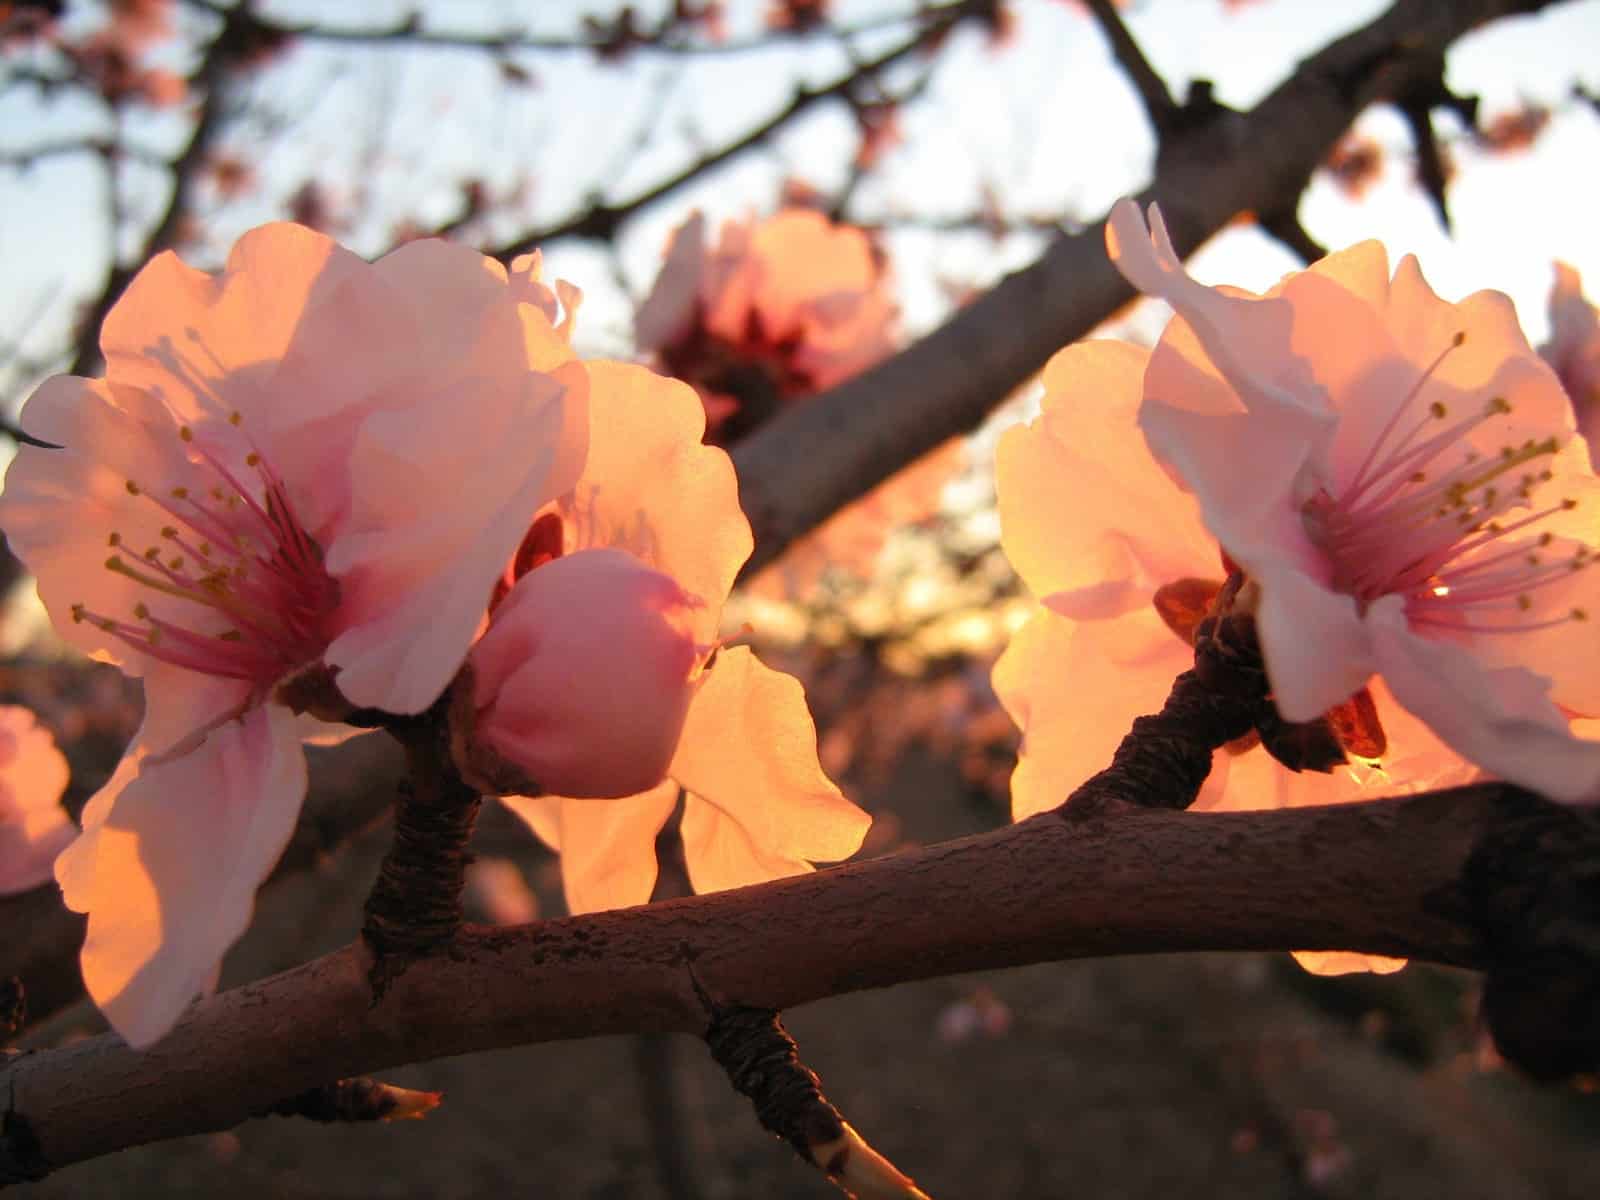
left=65, top=5, right=247, bottom=376
left=730, top=0, right=1556, bottom=576
left=1084, top=0, right=1183, bottom=139
left=5, top=776, right=1594, bottom=1181
left=481, top=1, right=984, bottom=256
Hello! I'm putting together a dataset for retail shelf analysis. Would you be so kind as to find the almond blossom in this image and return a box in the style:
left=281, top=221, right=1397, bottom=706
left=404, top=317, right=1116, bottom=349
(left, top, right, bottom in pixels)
left=635, top=208, right=957, bottom=588
left=994, top=338, right=1486, bottom=973
left=1102, top=199, right=1600, bottom=804
left=1541, top=261, right=1600, bottom=450
left=0, top=705, right=73, bottom=895
left=0, top=223, right=588, bottom=1046
left=465, top=361, right=871, bottom=915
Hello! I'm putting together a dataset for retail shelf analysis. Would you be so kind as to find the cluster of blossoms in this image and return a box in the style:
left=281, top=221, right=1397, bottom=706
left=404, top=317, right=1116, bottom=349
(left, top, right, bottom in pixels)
left=996, top=201, right=1600, bottom=973
left=636, top=208, right=959, bottom=589
left=0, top=223, right=867, bottom=1046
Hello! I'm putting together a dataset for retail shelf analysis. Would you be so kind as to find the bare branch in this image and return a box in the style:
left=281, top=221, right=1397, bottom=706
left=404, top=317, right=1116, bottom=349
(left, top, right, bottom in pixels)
left=482, top=2, right=985, bottom=256
left=1084, top=0, right=1183, bottom=138
left=64, top=5, right=249, bottom=376
left=177, top=0, right=980, bottom=59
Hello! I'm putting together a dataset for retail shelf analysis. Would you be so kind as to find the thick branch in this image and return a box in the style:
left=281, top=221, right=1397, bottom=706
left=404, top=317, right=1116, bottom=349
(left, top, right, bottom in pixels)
left=731, top=0, right=1554, bottom=576
left=6, top=778, right=1596, bottom=1180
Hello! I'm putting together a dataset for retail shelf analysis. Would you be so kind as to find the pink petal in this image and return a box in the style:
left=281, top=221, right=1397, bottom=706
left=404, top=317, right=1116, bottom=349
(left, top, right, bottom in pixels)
left=100, top=223, right=368, bottom=424
left=1137, top=397, right=1324, bottom=575
left=1368, top=598, right=1600, bottom=804
left=1107, top=200, right=1329, bottom=420
left=680, top=791, right=809, bottom=896
left=993, top=607, right=1203, bottom=820
left=325, top=360, right=589, bottom=712
left=1253, top=564, right=1376, bottom=724
left=668, top=647, right=869, bottom=879
left=54, top=703, right=308, bottom=1047
left=999, top=340, right=1213, bottom=608
left=0, top=376, right=227, bottom=669
left=0, top=706, right=73, bottom=895
left=558, top=361, right=752, bottom=642
left=501, top=785, right=677, bottom=914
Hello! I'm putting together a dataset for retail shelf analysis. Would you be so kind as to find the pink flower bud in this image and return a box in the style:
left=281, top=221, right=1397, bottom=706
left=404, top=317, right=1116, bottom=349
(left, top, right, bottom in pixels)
left=469, top=548, right=702, bottom=799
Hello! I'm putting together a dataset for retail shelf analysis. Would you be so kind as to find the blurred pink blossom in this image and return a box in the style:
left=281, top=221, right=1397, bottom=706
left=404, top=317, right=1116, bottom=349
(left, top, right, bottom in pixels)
left=0, top=705, right=72, bottom=895
left=1541, top=261, right=1600, bottom=450
left=637, top=209, right=956, bottom=588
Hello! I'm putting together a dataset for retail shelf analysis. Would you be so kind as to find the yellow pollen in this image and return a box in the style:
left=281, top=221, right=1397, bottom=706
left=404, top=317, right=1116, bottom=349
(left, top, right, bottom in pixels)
left=1517, top=594, right=1532, bottom=611
left=1429, top=401, right=1447, bottom=419
left=1452, top=331, right=1467, bottom=347
left=228, top=411, right=242, bottom=426
left=1540, top=532, right=1553, bottom=546
left=168, top=557, right=183, bottom=570
left=107, top=532, right=121, bottom=547
left=1431, top=584, right=1450, bottom=597
left=1409, top=471, right=1427, bottom=483
left=171, top=486, right=188, bottom=499
left=70, top=604, right=84, bottom=623
left=198, top=542, right=212, bottom=556
left=1527, top=554, right=1541, bottom=566
left=161, top=526, right=177, bottom=538
left=133, top=602, right=149, bottom=619
left=179, top=426, right=194, bottom=442
left=1575, top=608, right=1590, bottom=621
left=1488, top=397, right=1511, bottom=415
left=125, top=480, right=141, bottom=495
left=245, top=452, right=260, bottom=467
left=1562, top=498, right=1579, bottom=510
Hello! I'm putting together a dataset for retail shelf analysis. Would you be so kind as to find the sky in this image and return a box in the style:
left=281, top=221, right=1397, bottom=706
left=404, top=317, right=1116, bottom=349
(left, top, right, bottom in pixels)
left=3, top=0, right=1600, bottom=441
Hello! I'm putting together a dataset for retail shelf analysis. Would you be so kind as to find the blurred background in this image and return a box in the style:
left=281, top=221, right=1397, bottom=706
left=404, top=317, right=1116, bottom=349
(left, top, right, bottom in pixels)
left=4, top=0, right=1600, bottom=1195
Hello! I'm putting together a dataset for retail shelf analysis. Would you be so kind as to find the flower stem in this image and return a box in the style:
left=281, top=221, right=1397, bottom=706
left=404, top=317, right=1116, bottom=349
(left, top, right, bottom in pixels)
left=362, top=703, right=484, bottom=995
left=704, top=1004, right=934, bottom=1200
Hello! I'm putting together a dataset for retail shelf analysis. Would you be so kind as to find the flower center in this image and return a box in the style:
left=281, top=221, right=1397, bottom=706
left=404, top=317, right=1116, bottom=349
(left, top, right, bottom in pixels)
left=1301, top=332, right=1592, bottom=635
left=71, top=411, right=340, bottom=695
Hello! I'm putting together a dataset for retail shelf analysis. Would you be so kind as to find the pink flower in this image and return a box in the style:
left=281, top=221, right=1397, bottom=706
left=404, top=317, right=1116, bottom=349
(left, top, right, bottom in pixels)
left=481, top=362, right=871, bottom=914
left=1101, top=200, right=1600, bottom=803
left=993, top=341, right=1469, bottom=975
left=637, top=209, right=895, bottom=434
left=1541, top=262, right=1600, bottom=450
left=0, top=223, right=588, bottom=1045
left=0, top=706, right=73, bottom=895
left=637, top=209, right=955, bottom=587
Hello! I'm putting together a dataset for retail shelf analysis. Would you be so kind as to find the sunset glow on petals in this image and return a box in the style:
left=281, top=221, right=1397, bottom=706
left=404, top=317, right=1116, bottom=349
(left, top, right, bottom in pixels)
left=54, top=705, right=306, bottom=1048
left=1108, top=199, right=1600, bottom=803
left=0, top=221, right=591, bottom=1044
left=486, top=365, right=867, bottom=912
left=670, top=647, right=870, bottom=894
